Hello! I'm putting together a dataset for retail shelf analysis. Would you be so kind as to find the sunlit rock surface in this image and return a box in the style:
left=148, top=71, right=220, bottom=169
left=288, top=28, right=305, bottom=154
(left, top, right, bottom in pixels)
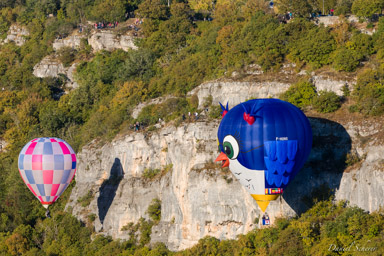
left=67, top=111, right=384, bottom=250
left=2, top=24, right=29, bottom=46
left=88, top=31, right=137, bottom=52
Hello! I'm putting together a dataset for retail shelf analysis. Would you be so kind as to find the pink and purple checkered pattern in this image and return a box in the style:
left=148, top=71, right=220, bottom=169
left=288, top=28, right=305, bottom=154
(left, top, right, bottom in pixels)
left=18, top=137, right=76, bottom=207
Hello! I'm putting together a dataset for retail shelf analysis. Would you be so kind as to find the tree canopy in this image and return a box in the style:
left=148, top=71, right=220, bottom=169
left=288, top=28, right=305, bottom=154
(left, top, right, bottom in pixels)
left=0, top=0, right=384, bottom=254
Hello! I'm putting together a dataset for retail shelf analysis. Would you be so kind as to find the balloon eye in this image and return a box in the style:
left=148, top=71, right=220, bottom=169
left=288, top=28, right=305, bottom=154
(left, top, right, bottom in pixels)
left=224, top=143, right=233, bottom=157
left=223, top=135, right=239, bottom=160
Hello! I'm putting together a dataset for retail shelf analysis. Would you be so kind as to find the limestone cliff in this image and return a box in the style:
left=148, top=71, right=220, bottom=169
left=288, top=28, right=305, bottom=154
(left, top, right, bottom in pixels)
left=1, top=24, right=29, bottom=46
left=68, top=121, right=274, bottom=251
left=52, top=31, right=137, bottom=52
left=88, top=31, right=137, bottom=52
left=53, top=35, right=85, bottom=51
left=32, top=56, right=79, bottom=89
left=67, top=80, right=384, bottom=251
left=33, top=56, right=66, bottom=78
left=188, top=75, right=353, bottom=109
left=33, top=27, right=137, bottom=87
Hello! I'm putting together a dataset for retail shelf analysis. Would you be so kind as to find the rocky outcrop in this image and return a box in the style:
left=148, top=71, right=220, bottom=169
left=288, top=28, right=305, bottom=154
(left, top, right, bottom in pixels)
left=316, top=16, right=340, bottom=26
left=67, top=110, right=384, bottom=251
left=67, top=122, right=288, bottom=251
left=53, top=35, right=86, bottom=51
left=2, top=24, right=29, bottom=46
left=187, top=75, right=352, bottom=109
left=0, top=139, right=7, bottom=152
left=65, top=63, right=79, bottom=89
left=67, top=74, right=384, bottom=249
left=311, top=75, right=355, bottom=96
left=188, top=80, right=291, bottom=109
left=88, top=31, right=137, bottom=52
left=33, top=56, right=79, bottom=89
left=33, top=56, right=66, bottom=78
left=316, top=15, right=375, bottom=35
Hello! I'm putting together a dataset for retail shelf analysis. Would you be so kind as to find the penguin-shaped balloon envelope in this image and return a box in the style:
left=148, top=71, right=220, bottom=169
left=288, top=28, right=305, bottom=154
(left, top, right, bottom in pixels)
left=216, top=99, right=312, bottom=212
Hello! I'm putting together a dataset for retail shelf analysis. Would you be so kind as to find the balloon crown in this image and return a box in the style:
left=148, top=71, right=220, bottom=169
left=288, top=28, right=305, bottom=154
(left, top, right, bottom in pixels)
left=219, top=102, right=229, bottom=118
left=241, top=101, right=263, bottom=125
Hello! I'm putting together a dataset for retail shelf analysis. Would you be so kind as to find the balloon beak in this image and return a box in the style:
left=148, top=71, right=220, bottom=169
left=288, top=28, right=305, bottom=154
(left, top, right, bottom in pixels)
left=215, top=152, right=230, bottom=167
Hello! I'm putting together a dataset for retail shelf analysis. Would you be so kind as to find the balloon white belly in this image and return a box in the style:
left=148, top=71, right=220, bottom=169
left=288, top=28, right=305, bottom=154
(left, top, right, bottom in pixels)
left=229, top=159, right=265, bottom=195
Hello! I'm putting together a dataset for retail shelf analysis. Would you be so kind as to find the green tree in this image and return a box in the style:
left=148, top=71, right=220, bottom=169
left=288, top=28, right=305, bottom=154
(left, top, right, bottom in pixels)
left=344, top=33, right=373, bottom=60
left=142, top=2, right=193, bottom=56
left=275, top=0, right=312, bottom=17
left=146, top=198, right=161, bottom=223
left=280, top=81, right=317, bottom=109
left=61, top=0, right=94, bottom=23
left=0, top=0, right=14, bottom=8
left=288, top=26, right=336, bottom=68
left=137, top=0, right=169, bottom=20
left=335, top=0, right=353, bottom=15
left=331, top=47, right=361, bottom=72
left=137, top=0, right=169, bottom=36
left=117, top=49, right=156, bottom=81
left=188, top=0, right=214, bottom=13
left=0, top=12, right=11, bottom=40
left=213, top=1, right=242, bottom=27
left=352, top=0, right=382, bottom=19
left=91, top=0, right=126, bottom=21
left=39, top=100, right=68, bottom=135
left=308, top=0, right=337, bottom=15
left=312, top=90, right=342, bottom=113
left=269, top=227, right=305, bottom=255
left=186, top=236, right=220, bottom=255
left=242, top=0, right=268, bottom=20
left=57, top=46, right=77, bottom=67
left=350, top=68, right=384, bottom=115
left=32, top=0, right=61, bottom=16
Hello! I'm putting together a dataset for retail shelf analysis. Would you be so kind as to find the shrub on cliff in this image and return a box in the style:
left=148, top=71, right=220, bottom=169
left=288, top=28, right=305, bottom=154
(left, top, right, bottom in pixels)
left=280, top=81, right=317, bottom=109
left=331, top=47, right=361, bottom=72
left=312, top=90, right=342, bottom=113
left=350, top=67, right=384, bottom=116
left=146, top=198, right=161, bottom=224
left=288, top=26, right=336, bottom=69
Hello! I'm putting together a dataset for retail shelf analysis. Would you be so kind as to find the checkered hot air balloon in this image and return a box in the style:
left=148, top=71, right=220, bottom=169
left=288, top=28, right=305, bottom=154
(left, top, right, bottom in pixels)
left=18, top=137, right=76, bottom=208
left=216, top=99, right=312, bottom=212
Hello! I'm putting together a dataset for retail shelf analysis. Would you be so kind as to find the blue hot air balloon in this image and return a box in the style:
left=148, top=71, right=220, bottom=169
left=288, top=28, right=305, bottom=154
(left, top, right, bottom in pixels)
left=215, top=99, right=312, bottom=212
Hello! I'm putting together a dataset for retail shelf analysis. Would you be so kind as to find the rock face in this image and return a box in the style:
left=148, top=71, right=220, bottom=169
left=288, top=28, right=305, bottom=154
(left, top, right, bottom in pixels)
left=0, top=139, right=7, bottom=152
left=53, top=35, right=85, bottom=51
left=67, top=122, right=291, bottom=251
left=33, top=56, right=66, bottom=78
left=188, top=81, right=291, bottom=109
left=33, top=56, right=79, bottom=89
left=316, top=15, right=375, bottom=35
left=88, top=31, right=137, bottom=52
left=68, top=81, right=384, bottom=251
left=65, top=63, right=79, bottom=89
left=187, top=76, right=352, bottom=109
left=311, top=75, right=354, bottom=96
left=334, top=121, right=384, bottom=210
left=316, top=16, right=340, bottom=26
left=3, top=24, right=29, bottom=46
left=52, top=30, right=137, bottom=52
